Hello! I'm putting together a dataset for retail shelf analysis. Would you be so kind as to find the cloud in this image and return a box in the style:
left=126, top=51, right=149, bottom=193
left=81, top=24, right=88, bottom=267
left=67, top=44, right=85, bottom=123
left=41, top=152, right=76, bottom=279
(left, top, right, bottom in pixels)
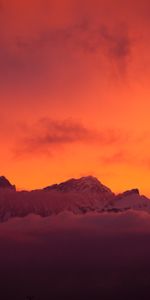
left=99, top=146, right=150, bottom=170
left=0, top=4, right=133, bottom=84
left=99, top=24, right=132, bottom=69
left=100, top=150, right=132, bottom=165
left=0, top=0, right=138, bottom=103
left=14, top=118, right=122, bottom=156
left=15, top=21, right=133, bottom=71
left=1, top=211, right=150, bottom=299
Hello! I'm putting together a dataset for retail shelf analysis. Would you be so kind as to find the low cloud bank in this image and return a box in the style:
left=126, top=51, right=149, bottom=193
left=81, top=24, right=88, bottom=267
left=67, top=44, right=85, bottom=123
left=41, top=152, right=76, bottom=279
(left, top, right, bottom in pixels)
left=0, top=211, right=150, bottom=299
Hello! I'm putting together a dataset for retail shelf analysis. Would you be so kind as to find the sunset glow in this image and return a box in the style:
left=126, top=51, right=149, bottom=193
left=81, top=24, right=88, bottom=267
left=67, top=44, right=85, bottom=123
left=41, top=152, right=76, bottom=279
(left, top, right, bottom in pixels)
left=1, top=0, right=150, bottom=194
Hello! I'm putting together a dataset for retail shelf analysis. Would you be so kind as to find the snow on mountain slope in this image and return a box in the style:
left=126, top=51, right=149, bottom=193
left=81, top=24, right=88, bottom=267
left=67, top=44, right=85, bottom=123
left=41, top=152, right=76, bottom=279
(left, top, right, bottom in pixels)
left=0, top=175, right=150, bottom=221
left=44, top=176, right=114, bottom=198
left=104, top=189, right=150, bottom=213
left=0, top=177, right=114, bottom=222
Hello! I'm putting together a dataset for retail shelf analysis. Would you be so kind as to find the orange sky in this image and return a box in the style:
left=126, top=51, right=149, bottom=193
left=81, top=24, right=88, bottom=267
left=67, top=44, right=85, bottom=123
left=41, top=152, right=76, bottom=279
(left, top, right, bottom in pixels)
left=1, top=0, right=150, bottom=195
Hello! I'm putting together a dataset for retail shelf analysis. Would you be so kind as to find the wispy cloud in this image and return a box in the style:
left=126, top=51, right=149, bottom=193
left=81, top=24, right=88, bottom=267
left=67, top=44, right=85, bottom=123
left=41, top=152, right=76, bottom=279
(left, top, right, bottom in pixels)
left=14, top=118, right=122, bottom=157
left=15, top=21, right=133, bottom=72
left=100, top=150, right=132, bottom=165
left=99, top=147, right=150, bottom=171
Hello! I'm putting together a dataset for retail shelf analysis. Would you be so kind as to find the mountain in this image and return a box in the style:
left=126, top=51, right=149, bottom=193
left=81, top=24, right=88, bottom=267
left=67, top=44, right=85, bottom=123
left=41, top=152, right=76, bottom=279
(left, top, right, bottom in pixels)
left=0, top=176, right=16, bottom=190
left=44, top=176, right=114, bottom=197
left=105, top=189, right=150, bottom=213
left=0, top=175, right=149, bottom=221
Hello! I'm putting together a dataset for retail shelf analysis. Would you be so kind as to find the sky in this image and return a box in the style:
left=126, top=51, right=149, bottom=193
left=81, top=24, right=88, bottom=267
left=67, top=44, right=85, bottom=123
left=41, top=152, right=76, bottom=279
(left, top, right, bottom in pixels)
left=1, top=0, right=150, bottom=194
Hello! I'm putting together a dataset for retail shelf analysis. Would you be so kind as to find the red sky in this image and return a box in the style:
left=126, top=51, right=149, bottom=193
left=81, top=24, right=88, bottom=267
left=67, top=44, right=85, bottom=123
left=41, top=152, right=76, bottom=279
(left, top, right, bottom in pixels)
left=1, top=0, right=150, bottom=194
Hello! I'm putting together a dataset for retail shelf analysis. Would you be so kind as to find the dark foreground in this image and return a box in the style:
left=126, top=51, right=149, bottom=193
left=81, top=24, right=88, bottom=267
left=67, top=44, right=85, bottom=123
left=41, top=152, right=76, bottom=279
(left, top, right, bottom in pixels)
left=0, top=211, right=150, bottom=300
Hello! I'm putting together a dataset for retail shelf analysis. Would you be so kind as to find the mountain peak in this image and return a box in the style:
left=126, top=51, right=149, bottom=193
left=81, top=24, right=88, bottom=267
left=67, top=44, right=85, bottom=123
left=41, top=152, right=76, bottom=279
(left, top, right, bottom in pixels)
left=0, top=176, right=16, bottom=190
left=117, top=189, right=140, bottom=199
left=122, top=189, right=140, bottom=196
left=0, top=176, right=150, bottom=222
left=75, top=176, right=103, bottom=185
left=44, top=175, right=114, bottom=195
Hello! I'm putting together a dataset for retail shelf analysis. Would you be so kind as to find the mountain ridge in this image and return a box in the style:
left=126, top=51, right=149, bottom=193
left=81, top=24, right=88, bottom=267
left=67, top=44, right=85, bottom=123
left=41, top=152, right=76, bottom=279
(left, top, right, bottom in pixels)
left=0, top=176, right=16, bottom=190
left=0, top=175, right=149, bottom=222
left=0, top=174, right=140, bottom=196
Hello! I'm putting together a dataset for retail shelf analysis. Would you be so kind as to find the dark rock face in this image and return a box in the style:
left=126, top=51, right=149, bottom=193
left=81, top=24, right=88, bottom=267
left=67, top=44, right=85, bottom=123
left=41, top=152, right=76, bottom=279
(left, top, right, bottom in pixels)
left=44, top=184, right=58, bottom=191
left=116, top=189, right=140, bottom=200
left=0, top=176, right=16, bottom=190
left=122, top=189, right=140, bottom=196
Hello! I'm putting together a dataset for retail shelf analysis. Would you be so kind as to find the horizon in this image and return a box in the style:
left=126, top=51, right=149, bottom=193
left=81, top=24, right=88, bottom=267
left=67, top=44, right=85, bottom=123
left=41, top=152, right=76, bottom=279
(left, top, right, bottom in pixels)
left=0, top=174, right=147, bottom=198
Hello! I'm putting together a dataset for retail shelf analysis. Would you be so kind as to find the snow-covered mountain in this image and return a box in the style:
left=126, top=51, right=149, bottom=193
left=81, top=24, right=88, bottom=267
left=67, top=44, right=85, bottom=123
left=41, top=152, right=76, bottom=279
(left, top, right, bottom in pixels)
left=105, top=189, right=150, bottom=213
left=44, top=176, right=114, bottom=198
left=0, top=175, right=149, bottom=221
